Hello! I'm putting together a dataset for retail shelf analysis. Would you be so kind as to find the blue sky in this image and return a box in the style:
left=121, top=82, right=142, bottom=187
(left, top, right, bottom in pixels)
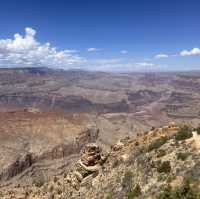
left=0, top=0, right=200, bottom=71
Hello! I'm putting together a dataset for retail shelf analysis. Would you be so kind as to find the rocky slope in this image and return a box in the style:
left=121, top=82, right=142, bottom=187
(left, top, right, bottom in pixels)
left=1, top=122, right=200, bottom=198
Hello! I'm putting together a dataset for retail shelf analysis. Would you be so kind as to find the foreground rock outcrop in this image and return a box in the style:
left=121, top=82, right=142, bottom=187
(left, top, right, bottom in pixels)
left=66, top=143, right=108, bottom=190
left=1, top=122, right=200, bottom=199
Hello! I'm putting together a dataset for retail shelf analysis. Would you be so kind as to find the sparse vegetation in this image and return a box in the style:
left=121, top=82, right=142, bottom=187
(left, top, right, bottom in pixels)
left=156, top=179, right=200, bottom=199
left=148, top=136, right=168, bottom=152
left=157, top=161, right=171, bottom=173
left=32, top=173, right=45, bottom=187
left=177, top=152, right=190, bottom=161
left=126, top=183, right=142, bottom=199
left=158, top=174, right=168, bottom=182
left=195, top=126, right=200, bottom=135
left=106, top=193, right=113, bottom=199
left=56, top=186, right=62, bottom=195
left=53, top=176, right=58, bottom=183
left=174, top=125, right=193, bottom=141
left=166, top=175, right=176, bottom=183
left=122, top=170, right=133, bottom=192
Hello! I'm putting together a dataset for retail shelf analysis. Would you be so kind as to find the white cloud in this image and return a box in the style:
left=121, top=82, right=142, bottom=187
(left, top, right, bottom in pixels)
left=0, top=27, right=166, bottom=72
left=84, top=59, right=158, bottom=72
left=155, top=54, right=169, bottom=59
left=87, top=48, right=101, bottom=52
left=180, top=48, right=200, bottom=56
left=120, top=50, right=128, bottom=54
left=0, top=27, right=85, bottom=69
left=136, top=62, right=155, bottom=67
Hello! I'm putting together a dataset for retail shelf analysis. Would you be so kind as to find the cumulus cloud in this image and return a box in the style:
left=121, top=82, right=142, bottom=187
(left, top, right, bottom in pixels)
left=155, top=54, right=169, bottom=59
left=0, top=27, right=85, bottom=68
left=180, top=48, right=200, bottom=56
left=120, top=50, right=128, bottom=54
left=0, top=27, right=167, bottom=71
left=87, top=48, right=102, bottom=52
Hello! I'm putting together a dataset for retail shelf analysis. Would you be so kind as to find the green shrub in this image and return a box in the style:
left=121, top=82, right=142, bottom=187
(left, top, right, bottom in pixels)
left=148, top=136, right=168, bottom=152
left=174, top=125, right=193, bottom=141
left=195, top=126, right=200, bottom=135
left=157, top=161, right=171, bottom=173
left=156, top=185, right=172, bottom=199
left=157, top=179, right=200, bottom=199
left=158, top=174, right=168, bottom=182
left=127, top=184, right=142, bottom=199
left=122, top=170, right=133, bottom=192
left=106, top=193, right=113, bottom=199
left=177, top=152, right=190, bottom=161
left=166, top=175, right=176, bottom=183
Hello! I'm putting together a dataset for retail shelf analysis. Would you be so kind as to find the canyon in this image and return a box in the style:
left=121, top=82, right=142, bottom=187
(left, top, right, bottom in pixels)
left=1, top=68, right=200, bottom=198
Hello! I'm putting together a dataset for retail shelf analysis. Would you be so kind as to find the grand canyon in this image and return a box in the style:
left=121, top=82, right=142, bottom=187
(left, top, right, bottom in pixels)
left=1, top=68, right=200, bottom=198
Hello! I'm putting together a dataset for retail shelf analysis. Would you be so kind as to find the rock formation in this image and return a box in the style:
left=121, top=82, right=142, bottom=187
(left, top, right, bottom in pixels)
left=66, top=143, right=108, bottom=190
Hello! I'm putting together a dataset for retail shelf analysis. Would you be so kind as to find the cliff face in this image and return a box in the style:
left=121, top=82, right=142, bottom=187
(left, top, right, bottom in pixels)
left=1, top=123, right=200, bottom=199
left=0, top=110, right=101, bottom=185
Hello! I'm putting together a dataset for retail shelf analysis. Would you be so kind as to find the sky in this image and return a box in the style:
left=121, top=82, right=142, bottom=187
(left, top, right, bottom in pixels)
left=0, top=0, right=200, bottom=72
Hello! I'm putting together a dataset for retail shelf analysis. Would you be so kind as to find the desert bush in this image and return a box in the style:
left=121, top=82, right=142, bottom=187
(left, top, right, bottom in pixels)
left=53, top=176, right=59, bottom=183
left=122, top=170, right=133, bottom=192
left=56, top=186, right=62, bottom=195
left=195, top=126, right=200, bottom=135
left=148, top=136, right=168, bottom=152
left=157, top=174, right=168, bottom=182
left=106, top=193, right=113, bottom=199
left=174, top=125, right=193, bottom=141
left=63, top=173, right=67, bottom=178
left=135, top=141, right=139, bottom=146
left=48, top=193, right=55, bottom=199
left=112, top=158, right=120, bottom=168
left=24, top=191, right=29, bottom=197
left=33, top=173, right=45, bottom=187
left=156, top=185, right=172, bottom=199
left=156, top=179, right=200, bottom=199
left=177, top=152, right=190, bottom=161
left=127, top=184, right=142, bottom=199
left=157, top=161, right=171, bottom=173
left=122, top=171, right=142, bottom=198
left=166, top=175, right=176, bottom=183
